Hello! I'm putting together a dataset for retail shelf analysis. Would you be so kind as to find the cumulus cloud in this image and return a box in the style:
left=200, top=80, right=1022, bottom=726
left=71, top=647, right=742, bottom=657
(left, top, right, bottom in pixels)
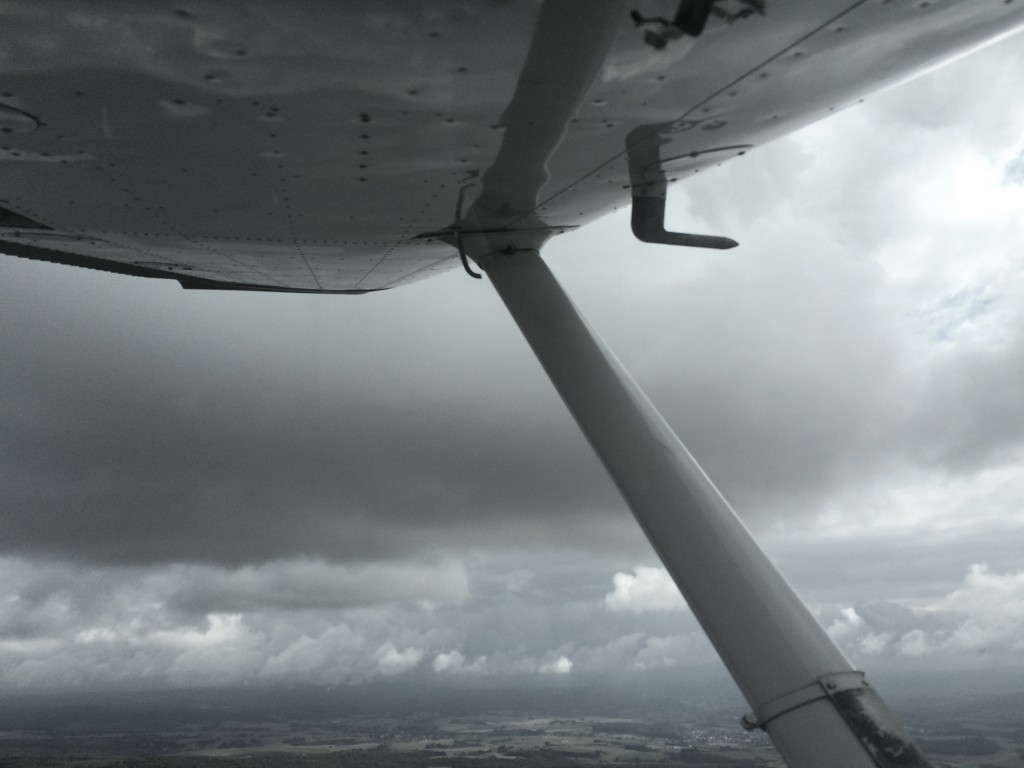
left=824, top=565, right=1024, bottom=664
left=376, top=643, right=424, bottom=676
left=433, top=650, right=463, bottom=673
left=0, top=557, right=472, bottom=689
left=538, top=655, right=573, bottom=675
left=572, top=632, right=714, bottom=673
left=432, top=650, right=486, bottom=674
left=605, top=567, right=687, bottom=614
left=632, top=635, right=689, bottom=671
left=163, top=559, right=470, bottom=614
left=259, top=624, right=365, bottom=681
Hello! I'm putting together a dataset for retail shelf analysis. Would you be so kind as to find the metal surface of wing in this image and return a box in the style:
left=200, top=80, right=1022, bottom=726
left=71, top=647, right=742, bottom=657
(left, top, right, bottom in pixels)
left=2, top=1, right=1023, bottom=290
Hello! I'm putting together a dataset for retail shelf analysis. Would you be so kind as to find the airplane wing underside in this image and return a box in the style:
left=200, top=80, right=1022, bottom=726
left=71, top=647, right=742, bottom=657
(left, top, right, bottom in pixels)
left=1, top=0, right=1022, bottom=292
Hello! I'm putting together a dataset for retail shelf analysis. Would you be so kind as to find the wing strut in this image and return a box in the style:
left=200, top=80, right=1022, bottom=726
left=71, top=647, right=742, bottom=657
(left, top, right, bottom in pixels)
left=479, top=247, right=932, bottom=768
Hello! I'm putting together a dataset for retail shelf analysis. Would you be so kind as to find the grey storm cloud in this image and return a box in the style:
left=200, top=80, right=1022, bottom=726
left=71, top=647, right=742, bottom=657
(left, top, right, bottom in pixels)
left=1, top=261, right=634, bottom=566
left=2, top=32, right=1024, bottom=692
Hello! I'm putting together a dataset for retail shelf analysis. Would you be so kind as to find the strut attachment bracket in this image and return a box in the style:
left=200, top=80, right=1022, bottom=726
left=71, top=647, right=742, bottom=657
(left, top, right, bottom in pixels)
left=741, top=671, right=869, bottom=731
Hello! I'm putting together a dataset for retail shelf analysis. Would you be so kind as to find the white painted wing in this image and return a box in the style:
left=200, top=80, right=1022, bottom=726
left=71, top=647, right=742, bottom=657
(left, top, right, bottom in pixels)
left=1, top=1, right=1022, bottom=292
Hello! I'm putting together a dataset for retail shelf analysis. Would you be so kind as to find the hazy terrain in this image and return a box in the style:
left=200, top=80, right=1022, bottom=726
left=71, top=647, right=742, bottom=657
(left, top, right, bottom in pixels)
left=0, top=674, right=1020, bottom=767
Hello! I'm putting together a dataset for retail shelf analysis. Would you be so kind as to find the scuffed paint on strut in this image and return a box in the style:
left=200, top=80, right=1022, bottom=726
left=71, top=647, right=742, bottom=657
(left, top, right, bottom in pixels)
left=831, top=687, right=933, bottom=768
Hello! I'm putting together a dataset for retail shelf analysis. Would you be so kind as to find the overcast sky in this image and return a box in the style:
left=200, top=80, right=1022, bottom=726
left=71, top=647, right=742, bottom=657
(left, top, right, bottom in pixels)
left=2, top=32, right=1023, bottom=698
